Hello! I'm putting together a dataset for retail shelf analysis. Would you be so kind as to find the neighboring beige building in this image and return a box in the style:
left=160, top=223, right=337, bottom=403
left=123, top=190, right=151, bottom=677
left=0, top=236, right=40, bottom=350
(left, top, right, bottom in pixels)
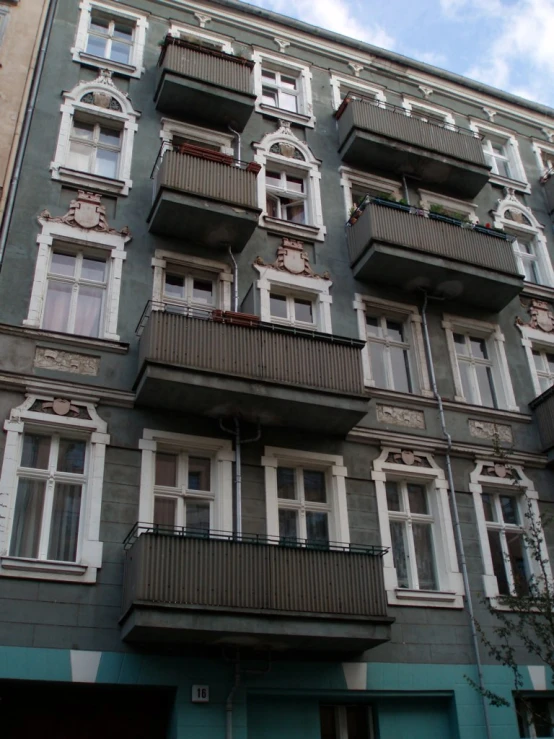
left=0, top=0, right=50, bottom=222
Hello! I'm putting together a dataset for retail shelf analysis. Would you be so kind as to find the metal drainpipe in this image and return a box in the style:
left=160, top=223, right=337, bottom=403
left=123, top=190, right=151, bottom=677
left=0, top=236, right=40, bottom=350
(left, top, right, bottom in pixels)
left=0, top=0, right=58, bottom=266
left=402, top=174, right=410, bottom=205
left=420, top=291, right=492, bottom=739
left=228, top=245, right=239, bottom=312
left=225, top=658, right=241, bottom=739
left=220, top=418, right=261, bottom=539
left=228, top=125, right=241, bottom=163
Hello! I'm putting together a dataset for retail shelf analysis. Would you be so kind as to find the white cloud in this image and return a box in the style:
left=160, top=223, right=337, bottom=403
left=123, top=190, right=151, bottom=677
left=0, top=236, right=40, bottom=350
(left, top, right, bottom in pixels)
left=415, top=50, right=447, bottom=67
left=246, top=0, right=395, bottom=49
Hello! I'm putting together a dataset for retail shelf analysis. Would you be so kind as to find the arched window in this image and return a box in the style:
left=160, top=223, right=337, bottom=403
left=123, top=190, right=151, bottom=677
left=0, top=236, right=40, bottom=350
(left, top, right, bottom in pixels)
left=50, top=70, right=139, bottom=196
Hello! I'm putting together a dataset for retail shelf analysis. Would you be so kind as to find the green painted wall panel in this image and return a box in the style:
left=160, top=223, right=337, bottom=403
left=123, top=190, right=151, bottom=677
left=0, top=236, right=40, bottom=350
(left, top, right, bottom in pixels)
left=377, top=698, right=454, bottom=739
left=247, top=697, right=321, bottom=739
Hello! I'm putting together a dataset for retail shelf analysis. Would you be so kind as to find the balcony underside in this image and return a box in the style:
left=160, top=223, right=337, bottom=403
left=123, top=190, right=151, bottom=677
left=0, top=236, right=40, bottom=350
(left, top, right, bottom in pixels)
left=352, top=243, right=523, bottom=312
left=147, top=189, right=260, bottom=250
left=135, top=363, right=369, bottom=435
left=121, top=605, right=391, bottom=654
left=155, top=72, right=256, bottom=132
left=340, top=129, right=489, bottom=200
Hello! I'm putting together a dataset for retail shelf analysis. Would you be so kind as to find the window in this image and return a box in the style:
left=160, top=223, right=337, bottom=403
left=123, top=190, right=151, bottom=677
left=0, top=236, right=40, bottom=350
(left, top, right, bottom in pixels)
left=418, top=188, right=478, bottom=223
left=533, top=140, right=554, bottom=178
left=484, top=137, right=512, bottom=177
left=532, top=348, right=554, bottom=393
left=403, top=98, right=455, bottom=130
left=252, top=50, right=314, bottom=127
left=320, top=705, right=374, bottom=739
left=516, top=696, right=554, bottom=738
left=517, top=300, right=554, bottom=398
left=372, top=448, right=464, bottom=608
left=0, top=396, right=109, bottom=583
left=330, top=73, right=386, bottom=111
left=163, top=270, right=215, bottom=314
left=340, top=167, right=401, bottom=219
left=72, top=0, right=147, bottom=78
left=24, top=192, right=130, bottom=342
left=262, top=447, right=350, bottom=547
left=482, top=489, right=528, bottom=596
left=513, top=234, right=543, bottom=284
left=443, top=315, right=518, bottom=411
left=270, top=292, right=314, bottom=327
left=159, top=118, right=234, bottom=158
left=354, top=295, right=432, bottom=396
left=50, top=73, right=138, bottom=195
left=138, top=430, right=234, bottom=533
left=42, top=250, right=108, bottom=338
left=168, top=24, right=234, bottom=53
left=470, top=120, right=529, bottom=190
left=254, top=125, right=325, bottom=241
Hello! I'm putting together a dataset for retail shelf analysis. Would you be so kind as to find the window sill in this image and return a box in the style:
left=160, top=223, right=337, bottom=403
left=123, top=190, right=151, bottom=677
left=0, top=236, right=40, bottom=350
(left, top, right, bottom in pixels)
left=262, top=215, right=323, bottom=242
left=489, top=173, right=531, bottom=194
left=13, top=323, right=129, bottom=353
left=257, top=103, right=314, bottom=128
left=75, top=50, right=140, bottom=79
left=51, top=166, right=130, bottom=196
left=520, top=282, right=554, bottom=300
left=0, top=556, right=97, bottom=583
left=389, top=588, right=463, bottom=608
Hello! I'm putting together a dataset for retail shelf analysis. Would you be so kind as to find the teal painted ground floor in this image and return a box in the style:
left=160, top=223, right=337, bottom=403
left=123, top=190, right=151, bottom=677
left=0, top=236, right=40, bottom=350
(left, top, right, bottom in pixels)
left=0, top=647, right=549, bottom=738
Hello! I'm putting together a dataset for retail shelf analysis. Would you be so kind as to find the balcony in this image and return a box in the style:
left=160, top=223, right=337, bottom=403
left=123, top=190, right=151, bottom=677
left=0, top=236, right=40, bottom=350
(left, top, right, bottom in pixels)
left=120, top=526, right=392, bottom=654
left=134, top=307, right=368, bottom=435
left=155, top=37, right=256, bottom=131
left=148, top=145, right=261, bottom=250
left=530, top=387, right=554, bottom=457
left=347, top=199, right=524, bottom=312
left=541, top=169, right=554, bottom=215
left=336, top=96, right=490, bottom=199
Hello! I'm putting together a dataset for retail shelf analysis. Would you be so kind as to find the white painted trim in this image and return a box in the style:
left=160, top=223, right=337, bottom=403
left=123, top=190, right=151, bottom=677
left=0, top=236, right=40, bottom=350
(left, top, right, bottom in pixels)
left=254, top=263, right=333, bottom=333
left=442, top=313, right=519, bottom=412
left=470, top=461, right=552, bottom=602
left=402, top=96, right=456, bottom=128
left=168, top=22, right=234, bottom=53
left=339, top=167, right=401, bottom=219
left=24, top=219, right=129, bottom=341
left=252, top=48, right=315, bottom=128
left=253, top=126, right=325, bottom=241
left=329, top=72, right=386, bottom=111
left=517, top=324, right=554, bottom=398
left=138, top=430, right=234, bottom=532
left=152, top=250, right=233, bottom=311
left=159, top=117, right=234, bottom=156
left=0, top=395, right=109, bottom=584
left=50, top=77, right=139, bottom=196
left=417, top=189, right=479, bottom=224
left=261, top=446, right=349, bottom=545
left=71, top=0, right=148, bottom=79
left=531, top=139, right=554, bottom=177
left=353, top=293, right=432, bottom=397
left=372, top=447, right=464, bottom=608
left=469, top=118, right=530, bottom=193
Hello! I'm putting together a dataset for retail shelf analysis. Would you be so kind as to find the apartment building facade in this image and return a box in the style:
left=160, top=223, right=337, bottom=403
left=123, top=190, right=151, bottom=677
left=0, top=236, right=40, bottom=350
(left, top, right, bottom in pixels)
left=0, top=0, right=553, bottom=736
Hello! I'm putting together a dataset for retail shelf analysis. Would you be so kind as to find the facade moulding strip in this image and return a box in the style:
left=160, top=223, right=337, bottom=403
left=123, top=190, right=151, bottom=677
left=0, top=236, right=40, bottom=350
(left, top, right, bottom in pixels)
left=0, top=323, right=129, bottom=354
left=0, top=371, right=135, bottom=408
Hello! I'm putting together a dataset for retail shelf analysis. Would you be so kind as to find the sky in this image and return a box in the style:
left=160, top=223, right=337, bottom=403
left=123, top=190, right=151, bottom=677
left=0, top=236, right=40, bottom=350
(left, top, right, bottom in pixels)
left=245, top=0, right=554, bottom=109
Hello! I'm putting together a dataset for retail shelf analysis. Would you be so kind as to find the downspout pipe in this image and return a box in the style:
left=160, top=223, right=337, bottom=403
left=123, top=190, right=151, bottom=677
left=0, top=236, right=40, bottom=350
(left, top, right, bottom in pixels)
left=220, top=418, right=261, bottom=539
left=228, top=125, right=241, bottom=163
left=420, top=291, right=492, bottom=739
left=0, top=0, right=58, bottom=266
left=225, top=658, right=241, bottom=739
left=228, top=245, right=238, bottom=312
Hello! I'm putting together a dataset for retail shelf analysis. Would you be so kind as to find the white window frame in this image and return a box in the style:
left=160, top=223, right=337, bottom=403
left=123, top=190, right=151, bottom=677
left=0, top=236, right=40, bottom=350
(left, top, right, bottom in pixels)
left=470, top=119, right=530, bottom=192
left=443, top=314, right=519, bottom=412
left=151, top=250, right=233, bottom=313
left=402, top=97, right=456, bottom=129
left=354, top=294, right=432, bottom=397
left=138, top=430, right=234, bottom=533
left=492, top=195, right=554, bottom=289
left=168, top=23, right=234, bottom=53
left=517, top=320, right=554, bottom=398
left=470, top=461, right=551, bottom=607
left=340, top=167, right=401, bottom=219
left=50, top=76, right=139, bottom=196
left=71, top=0, right=148, bottom=78
left=418, top=188, right=479, bottom=224
left=0, top=395, right=109, bottom=583
left=23, top=216, right=129, bottom=342
left=330, top=72, right=386, bottom=111
left=252, top=49, right=314, bottom=128
left=254, top=262, right=333, bottom=333
left=262, top=447, right=350, bottom=546
left=254, top=125, right=325, bottom=241
left=516, top=696, right=554, bottom=739
left=532, top=139, right=554, bottom=177
left=159, top=118, right=234, bottom=157
left=372, top=447, right=464, bottom=608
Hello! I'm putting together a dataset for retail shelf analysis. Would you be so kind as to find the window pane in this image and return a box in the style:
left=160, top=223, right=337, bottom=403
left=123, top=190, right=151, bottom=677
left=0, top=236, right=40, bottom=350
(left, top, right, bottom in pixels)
left=279, top=508, right=298, bottom=540
left=280, top=92, right=298, bottom=112
left=482, top=493, right=496, bottom=522
left=261, top=69, right=276, bottom=81
left=186, top=502, right=210, bottom=532
left=89, top=14, right=109, bottom=32
left=453, top=333, right=467, bottom=355
left=475, top=364, right=496, bottom=408
left=68, top=140, right=93, bottom=172
left=9, top=479, right=46, bottom=558
left=407, top=484, right=428, bottom=514
left=413, top=523, right=437, bottom=590
left=390, top=521, right=409, bottom=588
left=522, top=259, right=540, bottom=284
left=154, top=497, right=176, bottom=527
left=458, top=361, right=473, bottom=402
left=507, top=532, right=528, bottom=596
left=110, top=40, right=131, bottom=64
left=47, top=483, right=82, bottom=562
left=266, top=194, right=278, bottom=218
left=306, top=511, right=329, bottom=546
left=192, top=279, right=214, bottom=305
left=303, top=470, right=326, bottom=503
left=281, top=75, right=297, bottom=89
left=286, top=176, right=304, bottom=193
left=319, top=706, right=337, bottom=739
left=532, top=350, right=544, bottom=371
left=95, top=148, right=119, bottom=179
left=262, top=87, right=278, bottom=106
left=73, top=121, right=95, bottom=140
left=277, top=467, right=296, bottom=499
left=488, top=530, right=510, bottom=596
left=86, top=34, right=107, bottom=57
left=519, top=698, right=553, bottom=737
left=346, top=705, right=370, bottom=739
left=155, top=452, right=177, bottom=487
left=99, top=127, right=121, bottom=148
left=81, top=257, right=106, bottom=283
left=386, top=320, right=404, bottom=343
left=75, top=285, right=103, bottom=337
left=286, top=200, right=306, bottom=223
left=50, top=252, right=76, bottom=277
left=390, top=346, right=411, bottom=393
left=470, top=337, right=488, bottom=360
left=188, top=457, right=210, bottom=491
left=294, top=298, right=313, bottom=324
left=386, top=481, right=401, bottom=511
left=547, top=353, right=554, bottom=374
left=164, top=274, right=185, bottom=300
left=57, top=439, right=86, bottom=474
left=113, top=21, right=134, bottom=40
left=270, top=293, right=287, bottom=319
left=369, top=341, right=387, bottom=388
left=500, top=495, right=519, bottom=525
left=21, top=434, right=50, bottom=469
left=43, top=281, right=72, bottom=332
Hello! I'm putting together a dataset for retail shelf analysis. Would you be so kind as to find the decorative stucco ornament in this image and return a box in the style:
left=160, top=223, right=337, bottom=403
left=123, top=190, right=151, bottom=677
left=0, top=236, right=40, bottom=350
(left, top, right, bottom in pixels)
left=39, top=190, right=131, bottom=238
left=34, top=347, right=100, bottom=376
left=376, top=405, right=425, bottom=429
left=468, top=420, right=513, bottom=443
left=255, top=238, right=330, bottom=279
left=385, top=450, right=431, bottom=467
left=516, top=298, right=554, bottom=334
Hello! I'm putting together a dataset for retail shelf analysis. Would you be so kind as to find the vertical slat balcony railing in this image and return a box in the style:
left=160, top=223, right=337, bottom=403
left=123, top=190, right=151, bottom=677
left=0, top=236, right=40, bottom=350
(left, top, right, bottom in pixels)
left=138, top=307, right=366, bottom=398
left=530, top=387, right=554, bottom=452
left=122, top=526, right=389, bottom=622
left=159, top=36, right=254, bottom=95
left=347, top=199, right=520, bottom=277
